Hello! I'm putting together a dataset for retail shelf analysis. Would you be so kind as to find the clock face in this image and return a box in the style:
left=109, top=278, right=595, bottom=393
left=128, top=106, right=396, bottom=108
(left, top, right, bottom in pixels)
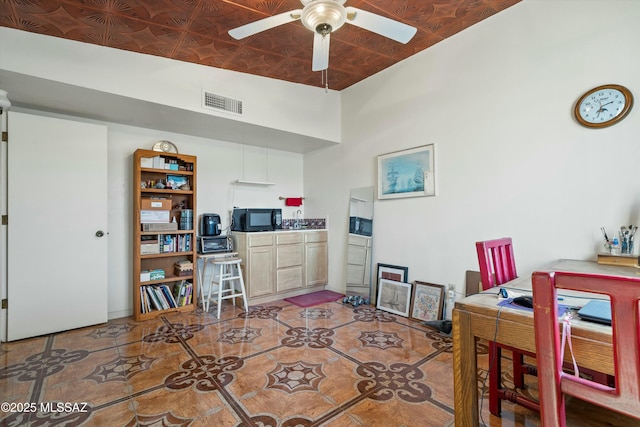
left=152, top=140, right=178, bottom=153
left=575, top=84, right=633, bottom=128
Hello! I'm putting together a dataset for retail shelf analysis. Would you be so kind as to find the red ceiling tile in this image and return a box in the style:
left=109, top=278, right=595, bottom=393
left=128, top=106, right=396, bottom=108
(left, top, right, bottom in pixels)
left=1, top=0, right=521, bottom=90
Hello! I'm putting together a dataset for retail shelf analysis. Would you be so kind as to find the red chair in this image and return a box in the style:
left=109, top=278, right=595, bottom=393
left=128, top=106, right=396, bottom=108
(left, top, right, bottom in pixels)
left=532, top=271, right=640, bottom=426
left=476, top=238, right=539, bottom=416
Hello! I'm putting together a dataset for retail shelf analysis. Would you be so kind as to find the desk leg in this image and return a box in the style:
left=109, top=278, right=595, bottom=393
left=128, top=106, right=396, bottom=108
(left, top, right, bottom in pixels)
left=453, top=308, right=479, bottom=427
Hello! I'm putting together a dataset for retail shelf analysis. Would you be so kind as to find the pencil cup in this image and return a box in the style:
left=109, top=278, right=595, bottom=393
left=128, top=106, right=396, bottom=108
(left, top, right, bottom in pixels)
left=609, top=240, right=621, bottom=255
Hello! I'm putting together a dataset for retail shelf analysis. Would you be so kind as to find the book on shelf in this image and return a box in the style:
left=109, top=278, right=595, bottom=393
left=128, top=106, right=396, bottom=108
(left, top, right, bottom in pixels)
left=160, top=235, right=173, bottom=253
left=173, top=281, right=183, bottom=298
left=144, top=289, right=151, bottom=313
left=140, top=287, right=148, bottom=313
left=153, top=286, right=169, bottom=310
left=172, top=280, right=193, bottom=307
left=145, top=286, right=163, bottom=311
left=159, top=284, right=178, bottom=308
left=177, top=234, right=192, bottom=252
left=155, top=234, right=192, bottom=253
left=156, top=285, right=174, bottom=310
left=173, top=281, right=186, bottom=307
left=185, top=281, right=193, bottom=305
left=142, top=284, right=181, bottom=312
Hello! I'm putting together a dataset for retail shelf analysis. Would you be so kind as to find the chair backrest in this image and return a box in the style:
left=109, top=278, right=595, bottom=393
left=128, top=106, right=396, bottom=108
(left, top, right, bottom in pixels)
left=532, top=270, right=640, bottom=426
left=475, top=238, right=517, bottom=290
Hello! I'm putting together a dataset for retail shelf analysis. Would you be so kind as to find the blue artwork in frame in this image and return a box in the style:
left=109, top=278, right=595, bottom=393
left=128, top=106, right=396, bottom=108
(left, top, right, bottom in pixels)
left=377, top=144, right=435, bottom=199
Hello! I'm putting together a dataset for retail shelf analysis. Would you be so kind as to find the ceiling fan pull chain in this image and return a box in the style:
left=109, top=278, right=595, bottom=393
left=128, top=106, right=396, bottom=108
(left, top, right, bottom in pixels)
left=323, top=69, right=328, bottom=93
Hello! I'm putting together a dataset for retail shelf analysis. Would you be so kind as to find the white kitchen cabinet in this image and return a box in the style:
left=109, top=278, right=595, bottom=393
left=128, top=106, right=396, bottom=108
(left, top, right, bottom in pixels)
left=232, top=230, right=328, bottom=303
left=276, top=232, right=304, bottom=292
left=305, top=231, right=328, bottom=287
left=234, top=233, right=275, bottom=298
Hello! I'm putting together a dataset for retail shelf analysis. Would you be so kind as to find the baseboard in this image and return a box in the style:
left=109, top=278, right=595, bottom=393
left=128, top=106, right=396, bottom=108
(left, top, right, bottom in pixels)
left=108, top=309, right=132, bottom=320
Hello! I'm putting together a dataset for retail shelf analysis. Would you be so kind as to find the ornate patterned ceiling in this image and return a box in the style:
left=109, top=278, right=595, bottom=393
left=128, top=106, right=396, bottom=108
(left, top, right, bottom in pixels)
left=1, top=0, right=521, bottom=91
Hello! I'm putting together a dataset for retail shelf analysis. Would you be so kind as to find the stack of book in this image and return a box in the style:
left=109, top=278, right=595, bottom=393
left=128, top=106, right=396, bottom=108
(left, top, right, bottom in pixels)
left=156, top=234, right=192, bottom=253
left=172, top=281, right=193, bottom=307
left=174, top=260, right=193, bottom=277
left=140, top=284, right=179, bottom=313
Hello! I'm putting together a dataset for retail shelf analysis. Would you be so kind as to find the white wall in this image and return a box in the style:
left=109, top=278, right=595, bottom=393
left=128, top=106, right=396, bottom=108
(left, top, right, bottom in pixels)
left=107, top=124, right=303, bottom=318
left=1, top=26, right=327, bottom=320
left=6, top=108, right=304, bottom=319
left=0, top=27, right=341, bottom=145
left=4, top=0, right=640, bottom=320
left=304, top=0, right=640, bottom=306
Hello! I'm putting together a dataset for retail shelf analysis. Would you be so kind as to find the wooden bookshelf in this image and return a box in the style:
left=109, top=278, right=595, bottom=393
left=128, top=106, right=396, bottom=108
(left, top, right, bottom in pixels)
left=133, top=149, right=197, bottom=321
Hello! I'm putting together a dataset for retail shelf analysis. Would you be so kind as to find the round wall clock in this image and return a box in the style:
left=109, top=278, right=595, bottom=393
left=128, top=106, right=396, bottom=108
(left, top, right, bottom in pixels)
left=152, top=140, right=178, bottom=153
left=574, top=84, right=633, bottom=128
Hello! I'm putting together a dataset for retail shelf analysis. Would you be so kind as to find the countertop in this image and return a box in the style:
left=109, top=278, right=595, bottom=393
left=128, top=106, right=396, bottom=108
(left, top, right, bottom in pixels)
left=232, top=228, right=326, bottom=234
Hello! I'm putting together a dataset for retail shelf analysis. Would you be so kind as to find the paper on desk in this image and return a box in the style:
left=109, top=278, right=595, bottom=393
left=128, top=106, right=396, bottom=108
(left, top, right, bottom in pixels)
left=498, top=298, right=569, bottom=317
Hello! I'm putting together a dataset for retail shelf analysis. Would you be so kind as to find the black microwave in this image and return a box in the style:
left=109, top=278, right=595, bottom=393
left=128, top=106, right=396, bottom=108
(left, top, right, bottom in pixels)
left=349, top=216, right=372, bottom=237
left=231, top=208, right=282, bottom=232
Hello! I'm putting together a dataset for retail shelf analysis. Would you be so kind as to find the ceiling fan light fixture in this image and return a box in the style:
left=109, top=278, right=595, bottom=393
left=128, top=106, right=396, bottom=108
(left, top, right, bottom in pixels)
left=227, top=0, right=416, bottom=79
left=316, top=23, right=332, bottom=36
left=301, top=0, right=347, bottom=35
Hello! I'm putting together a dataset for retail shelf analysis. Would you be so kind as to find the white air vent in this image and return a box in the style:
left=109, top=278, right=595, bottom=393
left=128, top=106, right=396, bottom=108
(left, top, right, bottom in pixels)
left=202, top=90, right=243, bottom=115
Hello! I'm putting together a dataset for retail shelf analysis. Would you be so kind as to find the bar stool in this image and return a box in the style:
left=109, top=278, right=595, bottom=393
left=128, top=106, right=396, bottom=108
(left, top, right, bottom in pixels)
left=203, top=257, right=248, bottom=318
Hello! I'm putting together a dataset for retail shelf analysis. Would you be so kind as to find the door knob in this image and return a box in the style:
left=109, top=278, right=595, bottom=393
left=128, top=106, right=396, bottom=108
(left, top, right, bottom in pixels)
left=96, top=230, right=105, bottom=237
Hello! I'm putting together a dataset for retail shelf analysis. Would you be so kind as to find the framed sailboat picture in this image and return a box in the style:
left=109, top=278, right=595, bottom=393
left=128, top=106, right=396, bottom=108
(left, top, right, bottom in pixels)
left=376, top=278, right=412, bottom=317
left=377, top=144, right=435, bottom=199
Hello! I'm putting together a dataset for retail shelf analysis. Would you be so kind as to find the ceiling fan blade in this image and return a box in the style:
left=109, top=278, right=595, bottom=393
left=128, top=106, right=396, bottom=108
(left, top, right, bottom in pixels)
left=312, top=32, right=330, bottom=71
left=228, top=10, right=302, bottom=40
left=345, top=7, right=417, bottom=44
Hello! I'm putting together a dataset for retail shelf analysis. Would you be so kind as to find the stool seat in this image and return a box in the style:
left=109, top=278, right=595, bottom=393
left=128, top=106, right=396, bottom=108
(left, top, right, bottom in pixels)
left=199, top=256, right=248, bottom=318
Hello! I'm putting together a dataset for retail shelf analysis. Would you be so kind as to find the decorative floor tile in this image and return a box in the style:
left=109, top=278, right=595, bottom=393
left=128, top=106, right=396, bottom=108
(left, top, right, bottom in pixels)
left=132, top=385, right=234, bottom=424
left=2, top=298, right=638, bottom=427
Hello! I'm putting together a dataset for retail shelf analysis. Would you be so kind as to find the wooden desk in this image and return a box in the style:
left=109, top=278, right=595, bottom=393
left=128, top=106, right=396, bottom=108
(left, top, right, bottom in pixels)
left=452, top=259, right=640, bottom=426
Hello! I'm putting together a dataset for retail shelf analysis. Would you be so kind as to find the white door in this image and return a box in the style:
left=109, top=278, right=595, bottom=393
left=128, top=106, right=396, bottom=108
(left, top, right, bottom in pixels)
left=6, top=111, right=108, bottom=341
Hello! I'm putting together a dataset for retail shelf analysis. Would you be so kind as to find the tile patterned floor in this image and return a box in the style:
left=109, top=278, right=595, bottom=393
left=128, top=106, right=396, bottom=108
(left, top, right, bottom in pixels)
left=1, top=298, right=639, bottom=426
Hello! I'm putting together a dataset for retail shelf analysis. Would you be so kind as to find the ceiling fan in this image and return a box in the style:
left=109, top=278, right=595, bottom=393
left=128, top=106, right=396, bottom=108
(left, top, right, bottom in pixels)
left=228, top=0, right=417, bottom=72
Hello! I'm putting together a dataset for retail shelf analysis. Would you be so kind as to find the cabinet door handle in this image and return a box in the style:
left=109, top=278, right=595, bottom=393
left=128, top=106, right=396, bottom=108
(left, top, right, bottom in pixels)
left=96, top=230, right=105, bottom=238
